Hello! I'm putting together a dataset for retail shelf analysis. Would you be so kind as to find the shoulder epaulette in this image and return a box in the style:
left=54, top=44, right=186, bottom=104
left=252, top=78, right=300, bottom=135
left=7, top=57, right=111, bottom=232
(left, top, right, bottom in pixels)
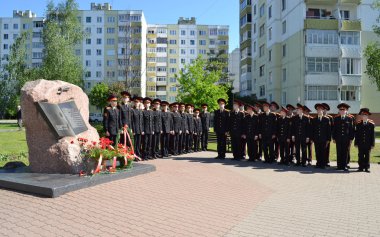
left=368, top=120, right=375, bottom=125
left=334, top=114, right=340, bottom=118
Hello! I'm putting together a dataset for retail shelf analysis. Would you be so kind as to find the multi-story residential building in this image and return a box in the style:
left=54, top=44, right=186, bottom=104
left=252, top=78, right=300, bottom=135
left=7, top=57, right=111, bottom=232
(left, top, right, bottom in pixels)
left=0, top=10, right=44, bottom=76
left=229, top=48, right=240, bottom=93
left=77, top=3, right=147, bottom=99
left=147, top=17, right=229, bottom=102
left=240, top=0, right=380, bottom=116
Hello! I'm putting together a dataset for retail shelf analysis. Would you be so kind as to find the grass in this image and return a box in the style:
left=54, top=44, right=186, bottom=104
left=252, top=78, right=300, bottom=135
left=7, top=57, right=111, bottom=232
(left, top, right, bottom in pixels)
left=0, top=123, right=20, bottom=130
left=0, top=126, right=379, bottom=167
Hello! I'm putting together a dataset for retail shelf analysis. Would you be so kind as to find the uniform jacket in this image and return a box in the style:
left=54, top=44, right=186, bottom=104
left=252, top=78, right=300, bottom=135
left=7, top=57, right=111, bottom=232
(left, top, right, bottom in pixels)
left=229, top=110, right=244, bottom=136
left=143, top=109, right=154, bottom=134
left=214, top=109, right=229, bottom=134
left=118, top=103, right=132, bottom=128
left=242, top=113, right=259, bottom=139
left=277, top=116, right=291, bottom=142
left=354, top=120, right=375, bottom=148
left=161, top=111, right=173, bottom=134
left=172, top=111, right=182, bottom=133
left=152, top=109, right=162, bottom=133
left=333, top=115, right=355, bottom=141
left=131, top=108, right=143, bottom=134
left=103, top=106, right=122, bottom=135
left=291, top=115, right=310, bottom=142
left=259, top=112, right=277, bottom=140
left=200, top=112, right=210, bottom=131
left=311, top=116, right=331, bottom=143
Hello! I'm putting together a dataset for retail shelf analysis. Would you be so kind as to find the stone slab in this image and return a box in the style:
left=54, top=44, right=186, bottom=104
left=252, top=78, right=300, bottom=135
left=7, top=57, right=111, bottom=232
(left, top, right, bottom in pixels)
left=0, top=163, right=155, bottom=198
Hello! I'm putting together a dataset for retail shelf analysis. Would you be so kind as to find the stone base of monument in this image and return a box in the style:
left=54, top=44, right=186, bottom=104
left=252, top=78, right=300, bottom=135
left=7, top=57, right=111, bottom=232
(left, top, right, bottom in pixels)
left=0, top=163, right=155, bottom=198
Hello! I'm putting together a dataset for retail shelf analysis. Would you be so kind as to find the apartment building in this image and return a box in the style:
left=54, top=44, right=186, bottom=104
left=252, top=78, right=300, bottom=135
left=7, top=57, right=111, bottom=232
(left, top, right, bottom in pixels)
left=240, top=0, right=380, bottom=115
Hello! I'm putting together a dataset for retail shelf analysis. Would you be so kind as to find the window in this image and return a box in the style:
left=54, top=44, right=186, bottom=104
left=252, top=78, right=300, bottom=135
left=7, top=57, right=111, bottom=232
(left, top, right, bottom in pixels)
left=85, top=71, right=91, bottom=78
left=253, top=23, right=256, bottom=34
left=97, top=28, right=102, bottom=34
left=210, top=39, right=215, bottom=45
left=170, top=68, right=177, bottom=73
left=3, top=44, right=8, bottom=50
left=169, top=49, right=176, bottom=54
left=259, top=44, right=265, bottom=57
left=170, top=86, right=177, bottom=92
left=23, top=24, right=29, bottom=29
left=86, top=49, right=91, bottom=55
left=96, top=71, right=102, bottom=78
left=33, top=21, right=44, bottom=28
left=106, top=60, right=115, bottom=67
left=107, top=28, right=115, bottom=34
left=85, top=27, right=91, bottom=34
left=199, top=49, right=206, bottom=55
left=282, top=92, right=287, bottom=105
left=170, top=77, right=176, bottom=83
left=340, top=31, right=360, bottom=45
left=305, top=85, right=338, bottom=100
left=282, top=21, right=286, bottom=34
left=282, top=68, right=287, bottom=81
left=259, top=85, right=265, bottom=97
left=282, top=44, right=286, bottom=57
left=282, top=0, right=286, bottom=11
left=268, top=50, right=272, bottom=62
left=199, top=40, right=206, bottom=45
left=253, top=4, right=257, bottom=15
left=86, top=38, right=91, bottom=45
left=190, top=40, right=195, bottom=45
left=253, top=41, right=256, bottom=53
left=268, top=27, right=272, bottom=40
left=199, top=30, right=207, bottom=36
left=86, top=60, right=91, bottom=67
left=259, top=65, right=265, bottom=77
left=307, top=57, right=339, bottom=73
left=169, top=30, right=176, bottom=35
left=190, top=30, right=195, bottom=36
left=96, top=49, right=102, bottom=56
left=181, top=49, right=186, bottom=55
left=190, top=49, right=195, bottom=54
left=259, top=24, right=265, bottom=37
left=3, top=24, right=8, bottom=30
left=169, top=39, right=177, bottom=45
left=107, top=38, right=115, bottom=45
left=268, top=6, right=272, bottom=19
left=97, top=17, right=102, bottom=23
left=13, top=24, right=18, bottom=29
left=340, top=10, right=350, bottom=20
left=181, top=30, right=186, bottom=36
left=96, top=60, right=102, bottom=67
left=156, top=47, right=166, bottom=53
left=107, top=16, right=115, bottom=23
left=341, top=86, right=357, bottom=101
left=181, top=39, right=186, bottom=45
left=260, top=4, right=265, bottom=17
left=210, top=29, right=217, bottom=35
left=306, top=30, right=339, bottom=45
left=341, top=58, right=361, bottom=75
left=269, top=71, right=272, bottom=85
left=86, top=17, right=91, bottom=23
left=170, top=58, right=176, bottom=64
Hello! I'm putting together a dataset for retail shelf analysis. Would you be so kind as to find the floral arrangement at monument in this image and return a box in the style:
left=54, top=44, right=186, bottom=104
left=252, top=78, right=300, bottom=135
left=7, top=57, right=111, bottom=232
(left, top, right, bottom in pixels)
left=73, top=136, right=135, bottom=176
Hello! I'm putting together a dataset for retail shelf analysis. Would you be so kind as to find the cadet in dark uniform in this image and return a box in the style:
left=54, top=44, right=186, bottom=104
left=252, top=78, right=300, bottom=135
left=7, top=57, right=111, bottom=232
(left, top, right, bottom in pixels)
left=214, top=98, right=229, bottom=159
left=291, top=104, right=310, bottom=167
left=193, top=108, right=203, bottom=152
left=277, top=107, right=291, bottom=165
left=239, top=102, right=247, bottom=160
left=230, top=100, right=245, bottom=160
left=170, top=103, right=182, bottom=155
left=259, top=102, right=277, bottom=163
left=270, top=101, right=280, bottom=161
left=311, top=104, right=331, bottom=169
left=242, top=104, right=259, bottom=162
left=152, top=99, right=163, bottom=158
left=119, top=91, right=132, bottom=146
left=186, top=104, right=194, bottom=153
left=178, top=103, right=188, bottom=154
left=254, top=102, right=263, bottom=161
left=142, top=97, right=154, bottom=160
left=286, top=104, right=296, bottom=163
left=131, top=96, right=143, bottom=159
left=161, top=101, right=173, bottom=157
left=200, top=103, right=211, bottom=151
left=103, top=94, right=122, bottom=146
left=322, top=103, right=333, bottom=167
left=333, top=103, right=355, bottom=171
left=355, top=108, right=375, bottom=173
left=303, top=105, right=313, bottom=166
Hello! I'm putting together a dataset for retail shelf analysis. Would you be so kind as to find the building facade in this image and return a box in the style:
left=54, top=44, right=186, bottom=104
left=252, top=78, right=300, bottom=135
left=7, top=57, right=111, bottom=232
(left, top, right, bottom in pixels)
left=229, top=48, right=240, bottom=93
left=239, top=0, right=380, bottom=114
left=0, top=3, right=230, bottom=107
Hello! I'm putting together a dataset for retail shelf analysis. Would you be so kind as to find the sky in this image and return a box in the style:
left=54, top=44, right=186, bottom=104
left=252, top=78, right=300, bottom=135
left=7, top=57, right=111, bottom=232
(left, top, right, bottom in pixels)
left=0, top=0, right=240, bottom=52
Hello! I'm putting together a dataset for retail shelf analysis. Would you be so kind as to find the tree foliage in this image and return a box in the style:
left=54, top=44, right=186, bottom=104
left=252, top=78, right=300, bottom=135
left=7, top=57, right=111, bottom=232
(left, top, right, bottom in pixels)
left=88, top=83, right=109, bottom=110
left=176, top=56, right=229, bottom=112
left=364, top=0, right=380, bottom=91
left=40, top=0, right=84, bottom=87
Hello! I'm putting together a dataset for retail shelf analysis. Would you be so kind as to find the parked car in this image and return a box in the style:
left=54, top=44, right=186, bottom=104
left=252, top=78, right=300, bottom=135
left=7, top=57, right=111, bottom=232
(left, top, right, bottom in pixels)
left=89, top=113, right=103, bottom=123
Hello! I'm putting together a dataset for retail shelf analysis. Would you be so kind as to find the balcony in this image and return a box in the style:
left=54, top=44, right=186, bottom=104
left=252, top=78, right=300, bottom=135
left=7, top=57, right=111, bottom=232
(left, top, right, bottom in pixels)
left=305, top=0, right=360, bottom=4
left=340, top=75, right=361, bottom=86
left=304, top=18, right=338, bottom=30
left=341, top=0, right=361, bottom=4
left=341, top=20, right=361, bottom=31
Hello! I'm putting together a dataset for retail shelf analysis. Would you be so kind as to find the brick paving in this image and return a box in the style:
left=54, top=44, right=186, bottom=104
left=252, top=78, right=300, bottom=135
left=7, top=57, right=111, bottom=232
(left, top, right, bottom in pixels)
left=1, top=151, right=380, bottom=236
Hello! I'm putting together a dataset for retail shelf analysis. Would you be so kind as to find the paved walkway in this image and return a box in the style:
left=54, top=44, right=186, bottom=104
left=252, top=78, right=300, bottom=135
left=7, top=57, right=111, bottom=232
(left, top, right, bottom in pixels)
left=1, top=152, right=380, bottom=237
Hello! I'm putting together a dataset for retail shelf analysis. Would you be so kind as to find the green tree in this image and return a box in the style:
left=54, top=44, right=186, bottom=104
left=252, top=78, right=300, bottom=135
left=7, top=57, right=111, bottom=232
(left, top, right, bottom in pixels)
left=364, top=0, right=380, bottom=90
left=176, top=56, right=229, bottom=111
left=108, top=81, right=126, bottom=97
left=88, top=83, right=109, bottom=111
left=40, top=0, right=84, bottom=87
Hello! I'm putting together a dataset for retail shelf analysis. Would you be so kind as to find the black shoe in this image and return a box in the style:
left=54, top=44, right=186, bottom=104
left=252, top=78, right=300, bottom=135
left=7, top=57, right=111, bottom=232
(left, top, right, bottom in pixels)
left=214, top=156, right=220, bottom=159
left=344, top=168, right=349, bottom=172
left=365, top=169, right=370, bottom=173
left=357, top=169, right=363, bottom=172
left=248, top=159, right=255, bottom=162
left=302, top=164, right=307, bottom=167
left=326, top=164, right=331, bottom=167
left=346, top=165, right=351, bottom=169
left=156, top=155, right=163, bottom=158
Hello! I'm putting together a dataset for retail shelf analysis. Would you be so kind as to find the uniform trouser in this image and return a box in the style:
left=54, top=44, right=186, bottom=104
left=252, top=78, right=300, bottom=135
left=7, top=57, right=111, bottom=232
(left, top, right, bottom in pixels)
left=262, top=138, right=274, bottom=163
left=307, top=142, right=313, bottom=162
left=178, top=132, right=186, bottom=154
left=278, top=140, right=289, bottom=164
left=231, top=134, right=242, bottom=159
left=247, top=137, right=258, bottom=160
left=257, top=139, right=263, bottom=160
left=143, top=134, right=153, bottom=159
left=193, top=134, right=200, bottom=151
left=274, top=139, right=279, bottom=160
left=325, top=142, right=331, bottom=165
left=289, top=140, right=295, bottom=162
left=134, top=134, right=142, bottom=158
left=314, top=141, right=327, bottom=168
left=186, top=132, right=193, bottom=151
left=295, top=141, right=307, bottom=165
left=358, top=146, right=371, bottom=170
left=161, top=133, right=170, bottom=156
left=152, top=133, right=161, bottom=157
left=347, top=143, right=352, bottom=164
left=216, top=132, right=227, bottom=158
left=170, top=133, right=179, bottom=155
left=336, top=139, right=350, bottom=169
left=201, top=130, right=209, bottom=150
left=241, top=137, right=247, bottom=158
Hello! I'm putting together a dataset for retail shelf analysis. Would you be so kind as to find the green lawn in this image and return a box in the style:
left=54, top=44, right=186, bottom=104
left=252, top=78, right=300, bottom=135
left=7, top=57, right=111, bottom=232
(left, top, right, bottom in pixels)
left=0, top=127, right=380, bottom=167
left=0, top=123, right=20, bottom=130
